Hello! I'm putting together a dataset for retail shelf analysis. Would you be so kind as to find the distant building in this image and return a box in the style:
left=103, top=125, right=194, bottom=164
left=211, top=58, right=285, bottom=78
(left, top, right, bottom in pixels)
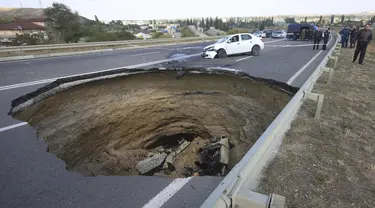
left=0, top=17, right=56, bottom=43
left=135, top=31, right=151, bottom=39
left=0, top=20, right=46, bottom=43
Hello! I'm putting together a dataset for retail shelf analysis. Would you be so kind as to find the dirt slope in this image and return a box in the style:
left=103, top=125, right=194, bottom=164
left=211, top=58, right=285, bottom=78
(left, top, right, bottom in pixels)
left=257, top=47, right=375, bottom=207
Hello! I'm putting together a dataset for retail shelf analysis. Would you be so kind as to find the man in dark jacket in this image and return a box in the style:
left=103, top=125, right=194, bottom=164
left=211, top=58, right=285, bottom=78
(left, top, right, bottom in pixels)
left=293, top=29, right=298, bottom=40
left=340, top=27, right=350, bottom=48
left=322, top=28, right=331, bottom=50
left=352, top=23, right=373, bottom=65
left=350, top=26, right=359, bottom=48
left=313, top=28, right=323, bottom=50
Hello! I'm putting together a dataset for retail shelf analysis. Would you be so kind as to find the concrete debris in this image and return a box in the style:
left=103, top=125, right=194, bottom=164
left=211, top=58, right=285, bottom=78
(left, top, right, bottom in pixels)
left=154, top=146, right=165, bottom=153
left=163, top=139, right=191, bottom=170
left=176, top=140, right=191, bottom=154
left=135, top=153, right=167, bottom=174
left=192, top=136, right=234, bottom=176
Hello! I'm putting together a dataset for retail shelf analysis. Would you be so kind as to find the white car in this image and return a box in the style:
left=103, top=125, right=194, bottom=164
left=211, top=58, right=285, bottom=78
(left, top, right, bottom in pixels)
left=253, top=31, right=267, bottom=38
left=201, top=33, right=265, bottom=59
left=271, top=30, right=287, bottom=38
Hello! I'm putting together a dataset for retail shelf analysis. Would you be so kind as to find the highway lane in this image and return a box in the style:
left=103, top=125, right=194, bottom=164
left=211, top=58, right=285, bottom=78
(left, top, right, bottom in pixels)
left=0, top=35, right=337, bottom=208
left=0, top=41, right=214, bottom=86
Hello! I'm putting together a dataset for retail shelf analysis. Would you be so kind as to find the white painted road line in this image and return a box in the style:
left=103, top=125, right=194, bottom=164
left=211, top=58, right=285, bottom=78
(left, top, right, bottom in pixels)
left=286, top=50, right=323, bottom=85
left=235, top=56, right=253, bottom=62
left=286, top=34, right=334, bottom=85
left=0, top=53, right=201, bottom=91
left=0, top=122, right=28, bottom=133
left=142, top=177, right=193, bottom=208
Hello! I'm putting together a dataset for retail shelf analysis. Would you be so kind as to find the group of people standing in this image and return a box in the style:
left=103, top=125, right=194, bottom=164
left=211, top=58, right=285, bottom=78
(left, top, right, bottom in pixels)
left=312, top=27, right=331, bottom=50
left=340, top=23, right=373, bottom=65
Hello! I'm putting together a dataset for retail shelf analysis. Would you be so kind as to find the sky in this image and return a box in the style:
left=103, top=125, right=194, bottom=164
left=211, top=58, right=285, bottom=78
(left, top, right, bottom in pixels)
left=0, top=0, right=374, bottom=20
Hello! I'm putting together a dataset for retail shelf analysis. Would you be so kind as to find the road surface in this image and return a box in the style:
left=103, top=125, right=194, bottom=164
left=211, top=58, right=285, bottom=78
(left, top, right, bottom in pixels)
left=0, top=35, right=337, bottom=208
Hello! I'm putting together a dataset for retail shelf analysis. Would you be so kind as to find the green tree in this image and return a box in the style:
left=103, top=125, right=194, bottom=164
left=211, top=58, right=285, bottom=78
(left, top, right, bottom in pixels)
left=44, top=3, right=82, bottom=43
left=318, top=15, right=323, bottom=26
left=94, top=15, right=99, bottom=22
left=304, top=16, right=307, bottom=23
left=370, top=16, right=375, bottom=24
left=115, top=20, right=123, bottom=25
left=284, top=17, right=296, bottom=24
left=227, top=28, right=248, bottom=35
left=214, top=17, right=219, bottom=29
left=209, top=17, right=213, bottom=27
left=199, top=17, right=205, bottom=28
left=341, top=15, right=345, bottom=22
left=330, top=15, right=334, bottom=24
left=151, top=31, right=164, bottom=39
left=180, top=27, right=195, bottom=37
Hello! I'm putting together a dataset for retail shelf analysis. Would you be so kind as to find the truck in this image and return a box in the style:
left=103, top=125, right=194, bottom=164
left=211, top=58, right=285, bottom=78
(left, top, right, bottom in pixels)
left=286, top=23, right=318, bottom=40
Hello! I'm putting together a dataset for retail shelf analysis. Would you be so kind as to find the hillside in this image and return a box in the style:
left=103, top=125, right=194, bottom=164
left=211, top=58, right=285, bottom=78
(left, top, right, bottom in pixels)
left=0, top=8, right=92, bottom=23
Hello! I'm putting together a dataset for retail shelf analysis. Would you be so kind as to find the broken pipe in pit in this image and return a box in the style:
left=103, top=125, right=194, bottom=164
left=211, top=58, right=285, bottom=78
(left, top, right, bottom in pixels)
left=9, top=68, right=298, bottom=178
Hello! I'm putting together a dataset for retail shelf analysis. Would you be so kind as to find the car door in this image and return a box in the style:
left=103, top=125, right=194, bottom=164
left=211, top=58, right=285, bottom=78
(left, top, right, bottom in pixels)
left=240, top=34, right=253, bottom=53
left=225, top=35, right=241, bottom=55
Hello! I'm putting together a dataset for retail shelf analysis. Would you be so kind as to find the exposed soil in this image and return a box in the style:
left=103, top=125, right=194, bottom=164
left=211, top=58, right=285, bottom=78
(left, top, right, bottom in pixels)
left=257, top=46, right=375, bottom=207
left=12, top=71, right=292, bottom=177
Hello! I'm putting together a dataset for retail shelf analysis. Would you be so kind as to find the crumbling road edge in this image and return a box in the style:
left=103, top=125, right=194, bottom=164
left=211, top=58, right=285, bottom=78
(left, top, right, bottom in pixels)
left=200, top=32, right=340, bottom=208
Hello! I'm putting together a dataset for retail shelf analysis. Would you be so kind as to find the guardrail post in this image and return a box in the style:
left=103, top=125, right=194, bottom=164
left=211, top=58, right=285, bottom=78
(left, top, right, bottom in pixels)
left=331, top=56, right=339, bottom=68
left=231, top=189, right=285, bottom=208
left=304, top=92, right=324, bottom=119
left=322, top=67, right=334, bottom=84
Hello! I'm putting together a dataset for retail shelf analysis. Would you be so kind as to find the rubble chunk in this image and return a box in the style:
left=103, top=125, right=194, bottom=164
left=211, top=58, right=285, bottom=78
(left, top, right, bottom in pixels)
left=192, top=136, right=234, bottom=176
left=135, top=153, right=167, bottom=174
left=163, top=140, right=191, bottom=170
left=154, top=146, right=165, bottom=153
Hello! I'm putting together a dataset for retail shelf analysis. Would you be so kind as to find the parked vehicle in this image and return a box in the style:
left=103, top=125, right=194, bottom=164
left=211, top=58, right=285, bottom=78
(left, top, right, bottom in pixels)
left=253, top=31, right=266, bottom=38
left=272, top=30, right=287, bottom=38
left=201, top=33, right=264, bottom=59
left=286, top=23, right=318, bottom=40
left=263, top=30, right=273, bottom=37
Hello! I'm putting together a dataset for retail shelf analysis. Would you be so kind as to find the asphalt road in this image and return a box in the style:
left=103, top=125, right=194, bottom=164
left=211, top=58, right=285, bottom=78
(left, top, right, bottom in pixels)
left=0, top=35, right=337, bottom=208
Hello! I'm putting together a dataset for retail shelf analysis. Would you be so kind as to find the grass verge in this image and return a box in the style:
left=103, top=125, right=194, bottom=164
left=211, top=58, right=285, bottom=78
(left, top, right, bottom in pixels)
left=256, top=44, right=375, bottom=207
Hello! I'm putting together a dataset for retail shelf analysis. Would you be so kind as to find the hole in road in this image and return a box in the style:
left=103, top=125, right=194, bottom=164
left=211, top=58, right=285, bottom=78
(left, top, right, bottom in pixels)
left=11, top=70, right=296, bottom=178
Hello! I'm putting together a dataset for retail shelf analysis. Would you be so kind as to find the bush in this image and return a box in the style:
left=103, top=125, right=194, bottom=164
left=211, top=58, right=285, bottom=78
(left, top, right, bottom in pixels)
left=85, top=30, right=135, bottom=42
left=151, top=32, right=164, bottom=39
left=12, top=32, right=45, bottom=46
left=180, top=27, right=195, bottom=37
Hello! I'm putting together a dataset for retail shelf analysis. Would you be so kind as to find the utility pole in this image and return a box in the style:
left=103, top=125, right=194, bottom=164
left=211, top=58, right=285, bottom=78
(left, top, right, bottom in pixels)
left=20, top=0, right=23, bottom=8
left=38, top=0, right=42, bottom=8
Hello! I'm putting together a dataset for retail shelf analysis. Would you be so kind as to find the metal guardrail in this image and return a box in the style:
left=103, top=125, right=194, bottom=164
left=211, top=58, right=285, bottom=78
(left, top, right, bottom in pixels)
left=0, top=36, right=221, bottom=53
left=200, top=32, right=340, bottom=208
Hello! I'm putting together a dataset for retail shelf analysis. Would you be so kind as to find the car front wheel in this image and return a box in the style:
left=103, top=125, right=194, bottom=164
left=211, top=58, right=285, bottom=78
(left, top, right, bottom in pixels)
left=251, top=45, right=261, bottom=56
left=217, top=49, right=227, bottom=58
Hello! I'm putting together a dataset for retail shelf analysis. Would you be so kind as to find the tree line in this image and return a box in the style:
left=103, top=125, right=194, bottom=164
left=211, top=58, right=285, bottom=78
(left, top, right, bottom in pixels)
left=177, top=17, right=275, bottom=31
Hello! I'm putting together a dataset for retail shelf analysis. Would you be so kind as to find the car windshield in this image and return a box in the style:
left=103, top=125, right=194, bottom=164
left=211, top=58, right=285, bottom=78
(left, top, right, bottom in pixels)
left=216, top=36, right=229, bottom=43
left=274, top=31, right=283, bottom=34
